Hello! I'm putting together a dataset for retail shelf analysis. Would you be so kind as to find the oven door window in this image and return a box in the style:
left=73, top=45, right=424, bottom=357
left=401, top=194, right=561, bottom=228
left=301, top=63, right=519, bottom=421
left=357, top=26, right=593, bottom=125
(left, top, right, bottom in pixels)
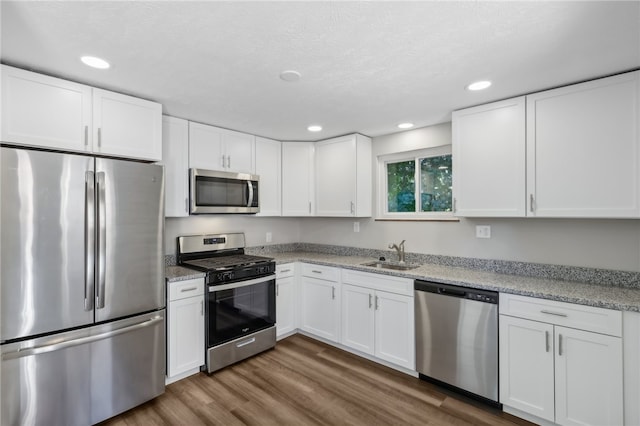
left=209, top=279, right=275, bottom=346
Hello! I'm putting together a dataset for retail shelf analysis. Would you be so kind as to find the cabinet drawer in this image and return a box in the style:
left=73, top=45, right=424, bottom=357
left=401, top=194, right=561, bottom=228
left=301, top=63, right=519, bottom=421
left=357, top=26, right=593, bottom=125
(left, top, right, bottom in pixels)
left=301, top=263, right=339, bottom=282
left=500, top=293, right=622, bottom=337
left=341, top=269, right=413, bottom=296
left=276, top=263, right=295, bottom=278
left=169, top=278, right=205, bottom=302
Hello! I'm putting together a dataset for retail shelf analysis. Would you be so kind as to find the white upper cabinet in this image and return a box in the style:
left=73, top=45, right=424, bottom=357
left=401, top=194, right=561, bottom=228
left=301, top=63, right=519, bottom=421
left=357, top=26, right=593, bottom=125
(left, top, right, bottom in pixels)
left=282, top=142, right=315, bottom=216
left=188, top=121, right=255, bottom=174
left=255, top=137, right=282, bottom=216
left=92, top=88, right=162, bottom=161
left=161, top=116, right=189, bottom=217
left=315, top=134, right=372, bottom=217
left=452, top=70, right=640, bottom=218
left=1, top=65, right=162, bottom=161
left=452, top=97, right=526, bottom=217
left=2, top=65, right=92, bottom=152
left=527, top=71, right=640, bottom=218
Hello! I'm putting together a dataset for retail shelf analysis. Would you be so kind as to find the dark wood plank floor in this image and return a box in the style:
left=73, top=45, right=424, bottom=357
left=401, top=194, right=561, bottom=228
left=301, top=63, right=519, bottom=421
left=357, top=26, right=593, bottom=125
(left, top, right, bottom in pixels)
left=101, top=334, right=535, bottom=426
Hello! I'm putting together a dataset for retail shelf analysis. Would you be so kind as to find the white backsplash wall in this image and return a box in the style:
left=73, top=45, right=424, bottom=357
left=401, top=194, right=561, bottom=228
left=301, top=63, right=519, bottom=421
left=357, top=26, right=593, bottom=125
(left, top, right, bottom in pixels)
left=298, top=217, right=640, bottom=272
left=165, top=216, right=302, bottom=255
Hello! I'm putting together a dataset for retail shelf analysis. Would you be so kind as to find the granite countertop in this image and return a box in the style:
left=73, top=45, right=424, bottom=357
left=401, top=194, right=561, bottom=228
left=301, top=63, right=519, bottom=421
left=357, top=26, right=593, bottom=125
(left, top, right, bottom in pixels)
left=166, top=251, right=640, bottom=312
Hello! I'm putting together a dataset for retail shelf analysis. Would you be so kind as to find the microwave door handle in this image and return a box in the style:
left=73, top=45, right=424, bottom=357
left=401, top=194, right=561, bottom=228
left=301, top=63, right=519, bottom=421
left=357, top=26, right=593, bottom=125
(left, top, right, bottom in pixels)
left=247, top=180, right=253, bottom=207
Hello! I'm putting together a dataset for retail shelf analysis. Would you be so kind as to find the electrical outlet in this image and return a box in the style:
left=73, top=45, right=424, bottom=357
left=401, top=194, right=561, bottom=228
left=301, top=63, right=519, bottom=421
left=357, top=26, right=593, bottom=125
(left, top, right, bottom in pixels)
left=476, top=225, right=491, bottom=239
left=266, top=232, right=272, bottom=243
left=353, top=222, right=360, bottom=232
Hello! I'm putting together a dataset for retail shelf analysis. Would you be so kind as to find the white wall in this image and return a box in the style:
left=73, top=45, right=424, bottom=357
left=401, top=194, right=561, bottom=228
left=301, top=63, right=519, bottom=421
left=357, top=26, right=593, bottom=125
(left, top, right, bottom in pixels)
left=165, top=216, right=301, bottom=255
left=299, top=123, right=640, bottom=272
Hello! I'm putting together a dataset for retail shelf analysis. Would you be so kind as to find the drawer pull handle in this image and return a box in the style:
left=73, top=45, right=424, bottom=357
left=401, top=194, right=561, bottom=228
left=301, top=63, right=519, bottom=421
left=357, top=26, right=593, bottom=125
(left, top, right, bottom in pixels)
left=180, top=287, right=198, bottom=292
left=236, top=337, right=256, bottom=348
left=540, top=310, right=567, bottom=317
left=280, top=269, right=291, bottom=273
left=312, top=270, right=322, bottom=274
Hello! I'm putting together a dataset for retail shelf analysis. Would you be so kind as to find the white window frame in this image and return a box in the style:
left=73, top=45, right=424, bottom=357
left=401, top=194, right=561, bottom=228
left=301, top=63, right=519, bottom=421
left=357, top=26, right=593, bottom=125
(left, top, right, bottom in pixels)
left=377, top=145, right=454, bottom=220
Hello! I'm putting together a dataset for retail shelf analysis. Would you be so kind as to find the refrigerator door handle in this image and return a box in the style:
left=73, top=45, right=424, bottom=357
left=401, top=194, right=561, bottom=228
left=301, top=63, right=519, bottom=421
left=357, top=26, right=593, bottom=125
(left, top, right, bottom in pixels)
left=85, top=171, right=95, bottom=311
left=2, top=316, right=164, bottom=361
left=96, top=171, right=107, bottom=309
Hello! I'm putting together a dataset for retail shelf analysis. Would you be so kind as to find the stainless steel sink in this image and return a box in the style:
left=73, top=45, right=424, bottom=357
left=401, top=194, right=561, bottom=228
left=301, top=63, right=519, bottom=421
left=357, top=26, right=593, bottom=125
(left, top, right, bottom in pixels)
left=361, top=261, right=420, bottom=271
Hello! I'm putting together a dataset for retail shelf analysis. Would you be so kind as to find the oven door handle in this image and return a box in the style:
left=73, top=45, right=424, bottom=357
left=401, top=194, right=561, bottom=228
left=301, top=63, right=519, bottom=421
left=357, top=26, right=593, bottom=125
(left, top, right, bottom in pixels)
left=209, top=274, right=275, bottom=292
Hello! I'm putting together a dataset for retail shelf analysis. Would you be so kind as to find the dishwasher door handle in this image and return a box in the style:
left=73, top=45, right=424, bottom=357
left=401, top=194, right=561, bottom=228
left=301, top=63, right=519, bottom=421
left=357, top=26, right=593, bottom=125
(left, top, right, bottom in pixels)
left=437, top=287, right=466, bottom=298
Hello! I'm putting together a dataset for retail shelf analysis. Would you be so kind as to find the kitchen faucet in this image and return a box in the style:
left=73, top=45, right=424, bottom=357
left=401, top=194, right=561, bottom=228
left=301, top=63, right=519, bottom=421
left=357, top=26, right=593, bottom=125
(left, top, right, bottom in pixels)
left=389, top=240, right=406, bottom=264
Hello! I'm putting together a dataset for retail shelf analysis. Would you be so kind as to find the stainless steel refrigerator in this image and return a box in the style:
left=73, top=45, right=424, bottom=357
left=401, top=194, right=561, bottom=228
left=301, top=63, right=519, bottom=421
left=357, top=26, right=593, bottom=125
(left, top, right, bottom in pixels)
left=1, top=146, right=166, bottom=425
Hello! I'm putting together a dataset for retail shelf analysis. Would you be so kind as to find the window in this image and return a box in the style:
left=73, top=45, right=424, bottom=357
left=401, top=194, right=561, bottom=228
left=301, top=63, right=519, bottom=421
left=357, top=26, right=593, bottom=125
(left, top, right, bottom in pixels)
left=378, top=146, right=453, bottom=219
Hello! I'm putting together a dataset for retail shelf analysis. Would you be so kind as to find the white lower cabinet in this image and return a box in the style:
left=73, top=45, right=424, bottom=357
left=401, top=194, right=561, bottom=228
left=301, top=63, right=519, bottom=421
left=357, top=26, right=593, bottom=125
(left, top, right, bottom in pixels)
left=276, top=263, right=296, bottom=338
left=340, top=269, right=414, bottom=370
left=499, top=294, right=623, bottom=426
left=167, top=278, right=205, bottom=382
left=300, top=264, right=340, bottom=342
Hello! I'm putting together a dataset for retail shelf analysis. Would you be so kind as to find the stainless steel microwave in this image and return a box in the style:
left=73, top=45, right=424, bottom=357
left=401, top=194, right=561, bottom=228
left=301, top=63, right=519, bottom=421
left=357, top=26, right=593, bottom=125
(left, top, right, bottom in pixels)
left=189, top=169, right=259, bottom=214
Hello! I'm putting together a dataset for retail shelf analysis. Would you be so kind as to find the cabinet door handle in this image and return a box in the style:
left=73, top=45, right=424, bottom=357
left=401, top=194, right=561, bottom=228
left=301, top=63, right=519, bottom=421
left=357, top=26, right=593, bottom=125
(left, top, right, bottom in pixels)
left=276, top=284, right=279, bottom=297
left=369, top=294, right=373, bottom=309
left=530, top=194, right=535, bottom=213
left=545, top=330, right=550, bottom=352
left=453, top=197, right=457, bottom=213
left=558, top=334, right=563, bottom=356
left=200, top=300, right=204, bottom=316
left=541, top=310, right=567, bottom=318
left=350, top=201, right=355, bottom=214
left=185, top=197, right=189, bottom=213
left=227, top=155, right=231, bottom=169
left=180, top=287, right=197, bottom=293
left=332, top=286, right=335, bottom=300
left=97, top=127, right=102, bottom=148
left=84, top=125, right=89, bottom=146
left=375, top=296, right=379, bottom=310
left=308, top=201, right=312, bottom=214
left=221, top=154, right=226, bottom=168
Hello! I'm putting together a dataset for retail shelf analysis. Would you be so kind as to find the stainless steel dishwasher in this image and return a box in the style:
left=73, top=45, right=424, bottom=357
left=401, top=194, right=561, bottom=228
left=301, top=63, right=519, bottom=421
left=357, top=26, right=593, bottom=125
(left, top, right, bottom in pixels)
left=415, top=280, right=499, bottom=406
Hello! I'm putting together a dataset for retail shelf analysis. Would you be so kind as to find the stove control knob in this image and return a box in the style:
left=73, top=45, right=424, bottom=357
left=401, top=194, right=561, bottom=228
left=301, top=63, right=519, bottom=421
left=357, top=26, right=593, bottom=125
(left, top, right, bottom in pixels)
left=216, top=273, right=224, bottom=281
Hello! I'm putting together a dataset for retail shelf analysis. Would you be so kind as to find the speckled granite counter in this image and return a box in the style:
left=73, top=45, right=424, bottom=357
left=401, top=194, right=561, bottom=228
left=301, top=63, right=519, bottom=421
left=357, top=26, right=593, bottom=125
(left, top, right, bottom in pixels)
left=165, top=250, right=640, bottom=312
left=266, top=251, right=640, bottom=312
left=166, top=265, right=205, bottom=283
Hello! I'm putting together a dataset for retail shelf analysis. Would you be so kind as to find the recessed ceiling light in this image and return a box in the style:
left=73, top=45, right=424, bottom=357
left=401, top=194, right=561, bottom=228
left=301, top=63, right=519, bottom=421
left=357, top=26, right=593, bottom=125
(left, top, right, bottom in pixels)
left=397, top=122, right=414, bottom=129
left=307, top=125, right=322, bottom=132
left=466, top=80, right=492, bottom=91
left=81, top=56, right=110, bottom=69
left=280, top=70, right=301, bottom=82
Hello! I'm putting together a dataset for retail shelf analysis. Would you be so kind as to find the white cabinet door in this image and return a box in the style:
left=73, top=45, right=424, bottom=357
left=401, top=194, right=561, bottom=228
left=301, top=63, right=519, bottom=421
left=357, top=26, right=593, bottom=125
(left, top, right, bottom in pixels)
left=554, top=326, right=623, bottom=426
left=300, top=276, right=339, bottom=342
left=255, top=137, right=282, bottom=216
left=499, top=315, right=555, bottom=422
left=189, top=121, right=225, bottom=170
left=92, top=88, right=162, bottom=161
left=161, top=116, right=189, bottom=217
left=341, top=284, right=375, bottom=355
left=282, top=142, right=315, bottom=216
left=276, top=275, right=296, bottom=337
left=374, top=290, right=414, bottom=369
left=527, top=71, right=640, bottom=218
left=223, top=128, right=255, bottom=173
left=167, top=295, right=205, bottom=377
left=1, top=65, right=92, bottom=152
left=452, top=97, right=526, bottom=217
left=315, top=134, right=372, bottom=217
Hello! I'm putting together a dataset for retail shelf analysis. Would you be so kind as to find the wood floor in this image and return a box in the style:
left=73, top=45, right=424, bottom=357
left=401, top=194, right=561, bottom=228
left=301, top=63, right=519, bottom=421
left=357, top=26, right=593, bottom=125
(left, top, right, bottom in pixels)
left=100, top=334, right=534, bottom=426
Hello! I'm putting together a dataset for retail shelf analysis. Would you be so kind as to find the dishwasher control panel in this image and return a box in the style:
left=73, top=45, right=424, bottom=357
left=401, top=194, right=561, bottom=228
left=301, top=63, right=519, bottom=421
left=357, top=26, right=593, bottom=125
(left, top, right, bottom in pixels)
left=414, top=279, right=498, bottom=304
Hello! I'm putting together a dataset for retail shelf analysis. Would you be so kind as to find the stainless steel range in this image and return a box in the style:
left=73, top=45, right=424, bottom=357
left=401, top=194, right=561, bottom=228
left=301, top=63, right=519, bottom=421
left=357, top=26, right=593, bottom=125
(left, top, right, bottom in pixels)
left=177, top=233, right=276, bottom=373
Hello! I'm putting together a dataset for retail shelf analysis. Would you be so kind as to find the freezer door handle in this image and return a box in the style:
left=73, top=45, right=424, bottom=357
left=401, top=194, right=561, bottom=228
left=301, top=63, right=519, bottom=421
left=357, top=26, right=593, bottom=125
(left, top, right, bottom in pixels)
left=85, top=171, right=95, bottom=311
left=2, top=316, right=163, bottom=361
left=96, top=171, right=107, bottom=309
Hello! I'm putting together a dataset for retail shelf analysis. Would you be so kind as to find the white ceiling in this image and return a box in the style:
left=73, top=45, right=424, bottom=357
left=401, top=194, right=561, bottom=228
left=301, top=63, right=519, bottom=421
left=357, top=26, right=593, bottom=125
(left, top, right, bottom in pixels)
left=2, top=1, right=639, bottom=141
